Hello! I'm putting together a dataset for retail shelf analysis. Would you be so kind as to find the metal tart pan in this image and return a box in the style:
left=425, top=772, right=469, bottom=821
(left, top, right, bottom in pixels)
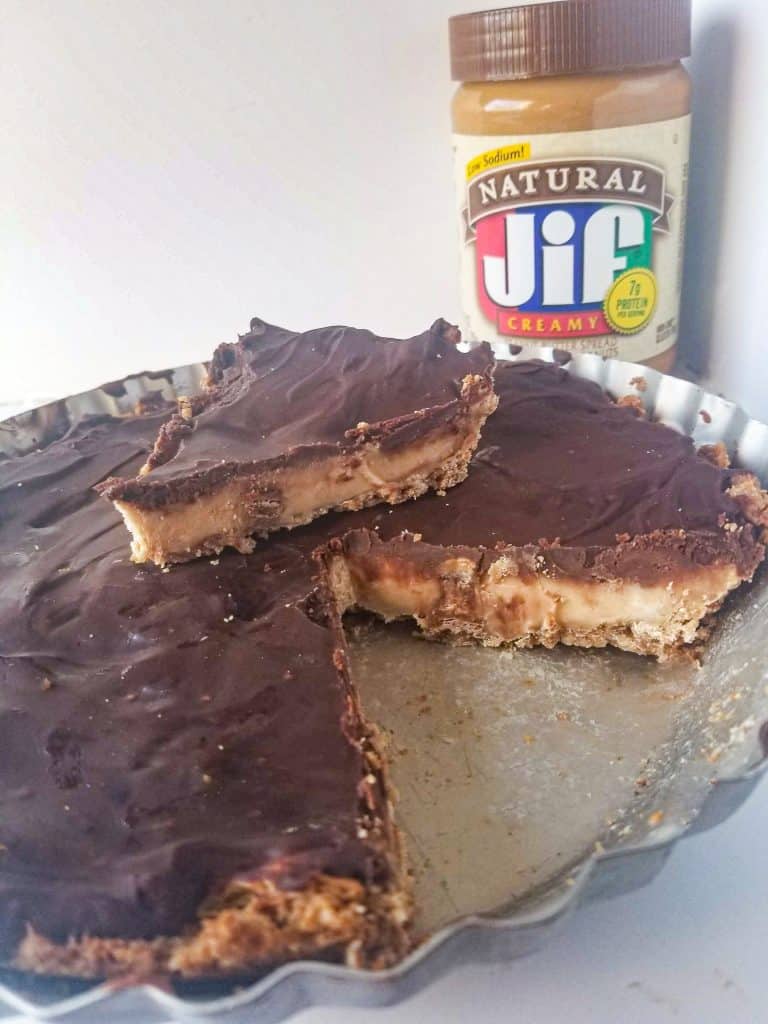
left=0, top=351, right=766, bottom=1022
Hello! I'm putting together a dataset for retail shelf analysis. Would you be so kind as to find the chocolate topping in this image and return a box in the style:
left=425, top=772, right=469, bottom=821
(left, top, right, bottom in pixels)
left=0, top=412, right=386, bottom=955
left=321, top=360, right=762, bottom=580
left=100, top=318, right=495, bottom=507
left=0, top=358, right=762, bottom=962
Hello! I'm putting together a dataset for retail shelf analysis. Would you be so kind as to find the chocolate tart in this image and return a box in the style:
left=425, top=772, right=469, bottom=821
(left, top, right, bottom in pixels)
left=1, top=350, right=766, bottom=980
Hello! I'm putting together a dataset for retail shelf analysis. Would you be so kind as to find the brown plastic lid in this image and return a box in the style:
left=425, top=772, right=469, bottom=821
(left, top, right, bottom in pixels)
left=449, top=0, right=691, bottom=81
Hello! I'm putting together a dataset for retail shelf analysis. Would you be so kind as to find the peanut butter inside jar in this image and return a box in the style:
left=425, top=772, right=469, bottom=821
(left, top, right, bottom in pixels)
left=450, top=0, right=692, bottom=371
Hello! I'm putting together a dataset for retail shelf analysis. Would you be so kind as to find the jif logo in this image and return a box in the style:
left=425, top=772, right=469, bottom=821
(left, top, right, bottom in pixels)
left=483, top=204, right=652, bottom=309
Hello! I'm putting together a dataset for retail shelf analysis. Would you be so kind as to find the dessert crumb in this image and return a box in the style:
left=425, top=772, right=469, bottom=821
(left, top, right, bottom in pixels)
left=616, top=394, right=646, bottom=416
left=698, top=441, right=730, bottom=468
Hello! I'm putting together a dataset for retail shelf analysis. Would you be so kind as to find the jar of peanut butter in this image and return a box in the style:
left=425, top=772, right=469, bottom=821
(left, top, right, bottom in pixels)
left=450, top=0, right=691, bottom=371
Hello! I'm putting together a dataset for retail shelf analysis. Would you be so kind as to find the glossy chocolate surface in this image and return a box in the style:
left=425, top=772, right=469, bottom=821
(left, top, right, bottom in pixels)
left=101, top=318, right=495, bottom=506
left=0, top=412, right=381, bottom=954
left=329, top=361, right=762, bottom=581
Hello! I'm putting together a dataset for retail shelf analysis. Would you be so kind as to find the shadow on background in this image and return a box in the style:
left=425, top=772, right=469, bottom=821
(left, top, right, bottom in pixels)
left=679, top=16, right=736, bottom=377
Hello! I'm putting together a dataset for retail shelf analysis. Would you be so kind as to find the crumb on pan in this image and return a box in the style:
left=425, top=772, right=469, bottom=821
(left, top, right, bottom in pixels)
left=699, top=441, right=730, bottom=468
left=615, top=394, right=646, bottom=416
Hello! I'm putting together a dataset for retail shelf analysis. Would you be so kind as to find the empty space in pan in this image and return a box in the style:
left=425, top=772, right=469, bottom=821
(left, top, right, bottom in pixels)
left=350, top=568, right=768, bottom=939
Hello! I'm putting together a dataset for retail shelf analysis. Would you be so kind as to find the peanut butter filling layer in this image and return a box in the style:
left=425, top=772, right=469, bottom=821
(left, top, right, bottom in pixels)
left=327, top=536, right=746, bottom=661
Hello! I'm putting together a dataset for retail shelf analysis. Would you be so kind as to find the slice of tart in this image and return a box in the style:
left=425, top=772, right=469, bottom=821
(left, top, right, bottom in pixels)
left=320, top=361, right=768, bottom=661
left=98, top=317, right=496, bottom=566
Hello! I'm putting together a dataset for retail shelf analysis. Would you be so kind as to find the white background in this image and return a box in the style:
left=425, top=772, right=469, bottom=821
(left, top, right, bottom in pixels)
left=3, top=2, right=768, bottom=1023
left=3, top=0, right=768, bottom=417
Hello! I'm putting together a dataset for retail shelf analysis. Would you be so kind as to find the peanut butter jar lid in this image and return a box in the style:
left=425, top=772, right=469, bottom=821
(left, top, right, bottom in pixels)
left=449, top=0, right=691, bottom=81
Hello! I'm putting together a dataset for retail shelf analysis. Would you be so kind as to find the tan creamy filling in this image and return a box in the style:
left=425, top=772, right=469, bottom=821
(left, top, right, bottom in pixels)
left=335, top=552, right=743, bottom=659
left=117, top=416, right=486, bottom=564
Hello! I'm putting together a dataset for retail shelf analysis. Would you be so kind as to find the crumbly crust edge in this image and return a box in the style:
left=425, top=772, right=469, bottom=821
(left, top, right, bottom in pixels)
left=14, top=872, right=411, bottom=979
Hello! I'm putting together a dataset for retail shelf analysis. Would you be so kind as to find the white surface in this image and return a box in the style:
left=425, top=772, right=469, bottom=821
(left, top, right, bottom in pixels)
left=3, top=3, right=768, bottom=1023
left=680, top=0, right=768, bottom=421
left=4, top=0, right=768, bottom=420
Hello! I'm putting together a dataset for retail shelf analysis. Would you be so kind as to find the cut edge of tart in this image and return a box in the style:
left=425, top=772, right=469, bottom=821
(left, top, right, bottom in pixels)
left=319, top=400, right=768, bottom=663
left=323, top=514, right=766, bottom=663
left=98, top=319, right=497, bottom=567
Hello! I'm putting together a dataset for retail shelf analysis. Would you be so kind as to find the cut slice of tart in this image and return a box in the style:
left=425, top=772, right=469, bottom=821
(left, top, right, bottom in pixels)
left=98, top=317, right=496, bottom=566
left=319, top=361, right=768, bottom=661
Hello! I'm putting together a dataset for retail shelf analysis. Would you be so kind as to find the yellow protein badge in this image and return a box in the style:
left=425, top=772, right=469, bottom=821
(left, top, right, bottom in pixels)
left=603, top=269, right=658, bottom=335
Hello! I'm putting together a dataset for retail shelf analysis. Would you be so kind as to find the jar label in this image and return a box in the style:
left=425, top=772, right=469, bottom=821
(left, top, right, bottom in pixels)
left=453, top=116, right=690, bottom=362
